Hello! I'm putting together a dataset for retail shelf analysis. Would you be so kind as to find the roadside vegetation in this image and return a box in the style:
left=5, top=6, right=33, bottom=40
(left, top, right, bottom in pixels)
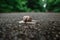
left=0, top=0, right=60, bottom=13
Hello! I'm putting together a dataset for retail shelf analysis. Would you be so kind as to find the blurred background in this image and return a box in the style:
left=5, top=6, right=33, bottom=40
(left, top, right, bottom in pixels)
left=0, top=0, right=60, bottom=13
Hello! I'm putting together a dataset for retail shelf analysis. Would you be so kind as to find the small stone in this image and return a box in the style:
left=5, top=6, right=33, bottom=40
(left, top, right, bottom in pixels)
left=59, top=32, right=60, bottom=34
left=19, top=25, right=21, bottom=26
left=56, top=34, right=59, bottom=37
left=38, top=29, right=41, bottom=31
left=24, top=26, right=28, bottom=29
left=49, top=28, right=51, bottom=30
left=52, top=31, right=55, bottom=34
left=20, top=31, right=23, bottom=34
left=52, top=28, right=54, bottom=30
left=53, top=26, right=55, bottom=28
left=54, top=37, right=56, bottom=40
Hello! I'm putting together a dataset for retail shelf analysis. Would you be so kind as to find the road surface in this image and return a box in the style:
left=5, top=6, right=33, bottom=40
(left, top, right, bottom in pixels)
left=0, top=13, right=60, bottom=40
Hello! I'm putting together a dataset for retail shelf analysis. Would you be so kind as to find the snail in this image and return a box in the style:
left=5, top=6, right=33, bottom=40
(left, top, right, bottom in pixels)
left=19, top=16, right=38, bottom=24
left=23, top=16, right=32, bottom=23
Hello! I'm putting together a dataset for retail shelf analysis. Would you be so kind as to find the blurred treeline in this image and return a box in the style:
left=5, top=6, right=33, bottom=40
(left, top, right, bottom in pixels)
left=0, top=0, right=60, bottom=13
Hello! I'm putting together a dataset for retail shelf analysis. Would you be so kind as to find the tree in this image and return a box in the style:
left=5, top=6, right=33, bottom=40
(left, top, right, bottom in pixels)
left=47, top=0, right=60, bottom=12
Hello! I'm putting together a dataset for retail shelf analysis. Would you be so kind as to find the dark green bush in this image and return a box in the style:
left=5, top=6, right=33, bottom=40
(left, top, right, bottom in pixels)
left=0, top=0, right=60, bottom=13
left=0, top=0, right=45, bottom=12
left=47, top=0, right=60, bottom=12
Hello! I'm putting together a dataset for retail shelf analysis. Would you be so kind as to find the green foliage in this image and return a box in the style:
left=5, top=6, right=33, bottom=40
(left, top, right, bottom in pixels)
left=0, top=0, right=45, bottom=12
left=0, top=0, right=17, bottom=12
left=27, top=0, right=45, bottom=12
left=0, top=0, right=60, bottom=13
left=0, top=0, right=30, bottom=12
left=47, top=0, right=60, bottom=12
left=16, top=0, right=32, bottom=12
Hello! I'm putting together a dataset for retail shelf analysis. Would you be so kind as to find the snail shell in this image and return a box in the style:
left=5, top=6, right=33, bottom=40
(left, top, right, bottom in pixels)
left=23, top=16, right=32, bottom=22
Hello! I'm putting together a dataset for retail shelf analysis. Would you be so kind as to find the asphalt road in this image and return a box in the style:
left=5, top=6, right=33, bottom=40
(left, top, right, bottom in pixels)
left=0, top=13, right=60, bottom=23
left=0, top=13, right=60, bottom=40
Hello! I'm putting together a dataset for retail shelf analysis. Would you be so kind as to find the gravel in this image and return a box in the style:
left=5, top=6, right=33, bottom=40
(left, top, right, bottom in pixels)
left=0, top=13, right=60, bottom=40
